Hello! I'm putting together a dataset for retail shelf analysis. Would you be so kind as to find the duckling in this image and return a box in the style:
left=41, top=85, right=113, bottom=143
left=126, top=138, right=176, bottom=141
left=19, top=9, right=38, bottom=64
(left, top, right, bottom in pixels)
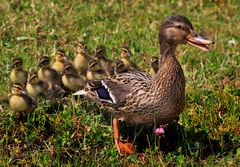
left=86, top=59, right=107, bottom=80
left=120, top=46, right=138, bottom=71
left=26, top=71, right=48, bottom=99
left=112, top=60, right=128, bottom=75
left=149, top=56, right=159, bottom=75
left=61, top=63, right=85, bottom=92
left=10, top=57, right=28, bottom=86
left=94, top=45, right=113, bottom=76
left=37, top=56, right=65, bottom=96
left=9, top=83, right=36, bottom=113
left=51, top=48, right=68, bottom=74
left=74, top=41, right=93, bottom=75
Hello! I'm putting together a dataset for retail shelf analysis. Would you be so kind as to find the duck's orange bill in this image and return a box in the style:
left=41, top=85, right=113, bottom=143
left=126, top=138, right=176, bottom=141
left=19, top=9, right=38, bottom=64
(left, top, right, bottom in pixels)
left=187, top=34, right=214, bottom=51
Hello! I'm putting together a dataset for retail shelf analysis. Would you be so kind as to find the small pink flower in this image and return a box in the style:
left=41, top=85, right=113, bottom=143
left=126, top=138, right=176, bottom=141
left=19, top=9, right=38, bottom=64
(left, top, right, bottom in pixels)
left=155, top=127, right=165, bottom=136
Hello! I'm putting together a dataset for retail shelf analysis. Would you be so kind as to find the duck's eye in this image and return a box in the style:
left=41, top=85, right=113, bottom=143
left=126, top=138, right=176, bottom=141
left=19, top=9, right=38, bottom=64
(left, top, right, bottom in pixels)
left=176, top=25, right=185, bottom=31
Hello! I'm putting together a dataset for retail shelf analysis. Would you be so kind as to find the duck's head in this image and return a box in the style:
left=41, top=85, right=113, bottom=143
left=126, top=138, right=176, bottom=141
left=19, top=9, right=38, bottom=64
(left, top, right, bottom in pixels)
left=27, top=71, right=40, bottom=84
left=120, top=46, right=131, bottom=58
left=62, top=63, right=75, bottom=75
left=94, top=45, right=106, bottom=59
left=88, top=59, right=101, bottom=72
left=159, top=15, right=214, bottom=51
left=55, top=49, right=67, bottom=62
left=11, top=83, right=26, bottom=95
left=77, top=41, right=87, bottom=54
left=11, top=57, right=23, bottom=70
left=38, top=56, right=50, bottom=68
left=112, top=60, right=126, bottom=74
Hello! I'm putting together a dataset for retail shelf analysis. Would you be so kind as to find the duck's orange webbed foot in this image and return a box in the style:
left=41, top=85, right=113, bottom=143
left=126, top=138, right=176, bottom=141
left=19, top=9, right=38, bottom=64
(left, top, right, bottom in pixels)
left=113, top=118, right=134, bottom=157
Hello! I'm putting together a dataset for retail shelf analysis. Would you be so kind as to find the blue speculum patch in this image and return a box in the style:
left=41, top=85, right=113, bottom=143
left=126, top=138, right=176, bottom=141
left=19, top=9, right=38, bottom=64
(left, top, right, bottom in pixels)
left=96, top=86, right=112, bottom=102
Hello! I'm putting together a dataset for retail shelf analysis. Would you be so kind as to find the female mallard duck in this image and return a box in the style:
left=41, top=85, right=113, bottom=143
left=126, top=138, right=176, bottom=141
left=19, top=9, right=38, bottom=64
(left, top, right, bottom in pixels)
left=94, top=45, right=113, bottom=76
left=112, top=60, right=128, bottom=75
left=74, top=41, right=93, bottom=75
left=74, top=15, right=214, bottom=156
left=61, top=63, right=85, bottom=92
left=26, top=71, right=48, bottom=99
left=51, top=48, right=68, bottom=74
left=120, top=46, right=138, bottom=71
left=10, top=57, right=28, bottom=86
left=10, top=83, right=36, bottom=113
left=149, top=56, right=159, bottom=75
left=86, top=59, right=108, bottom=80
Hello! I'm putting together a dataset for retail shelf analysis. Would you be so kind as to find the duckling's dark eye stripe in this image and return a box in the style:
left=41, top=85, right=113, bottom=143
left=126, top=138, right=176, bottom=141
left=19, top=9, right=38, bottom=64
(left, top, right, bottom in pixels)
left=122, top=48, right=129, bottom=53
left=13, top=84, right=23, bottom=90
left=96, top=48, right=104, bottom=54
left=64, top=66, right=72, bottom=70
left=78, top=43, right=86, bottom=48
left=118, top=64, right=124, bottom=68
left=90, top=62, right=97, bottom=68
left=13, top=61, right=22, bottom=65
left=30, top=74, right=38, bottom=80
left=57, top=52, right=65, bottom=56
left=78, top=44, right=83, bottom=49
left=39, top=59, right=49, bottom=64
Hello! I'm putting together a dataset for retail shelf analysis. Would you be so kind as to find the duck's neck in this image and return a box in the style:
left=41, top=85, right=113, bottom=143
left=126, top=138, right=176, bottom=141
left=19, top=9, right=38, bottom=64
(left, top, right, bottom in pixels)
left=159, top=41, right=177, bottom=66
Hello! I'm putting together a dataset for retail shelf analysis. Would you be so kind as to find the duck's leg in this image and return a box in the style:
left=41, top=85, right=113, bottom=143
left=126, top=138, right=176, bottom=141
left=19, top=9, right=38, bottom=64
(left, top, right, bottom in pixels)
left=113, top=118, right=134, bottom=156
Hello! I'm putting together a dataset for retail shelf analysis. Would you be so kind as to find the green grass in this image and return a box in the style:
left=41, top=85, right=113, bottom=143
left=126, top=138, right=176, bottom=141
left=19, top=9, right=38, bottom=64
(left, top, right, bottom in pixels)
left=0, top=0, right=240, bottom=166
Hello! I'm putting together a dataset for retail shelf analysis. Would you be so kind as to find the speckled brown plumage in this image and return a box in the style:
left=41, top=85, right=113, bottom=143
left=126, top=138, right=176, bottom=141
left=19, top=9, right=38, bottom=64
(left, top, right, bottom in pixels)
left=74, top=15, right=214, bottom=156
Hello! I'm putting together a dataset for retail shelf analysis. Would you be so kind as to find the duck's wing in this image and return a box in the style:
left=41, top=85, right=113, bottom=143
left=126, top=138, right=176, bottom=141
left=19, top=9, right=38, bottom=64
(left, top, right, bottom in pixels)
left=114, top=70, right=152, bottom=83
left=74, top=71, right=152, bottom=108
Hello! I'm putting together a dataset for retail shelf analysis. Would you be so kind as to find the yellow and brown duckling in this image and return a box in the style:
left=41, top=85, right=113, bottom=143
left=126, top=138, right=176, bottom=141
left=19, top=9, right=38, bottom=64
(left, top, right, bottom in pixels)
left=61, top=63, right=85, bottom=92
left=26, top=71, right=48, bottom=99
left=37, top=56, right=62, bottom=85
left=10, top=57, right=28, bottom=86
left=112, top=60, right=128, bottom=75
left=120, top=46, right=138, bottom=71
left=149, top=56, right=159, bottom=75
left=51, top=48, right=68, bottom=74
left=37, top=56, right=65, bottom=96
left=94, top=45, right=113, bottom=76
left=10, top=83, right=36, bottom=113
left=74, top=15, right=214, bottom=156
left=86, top=59, right=107, bottom=80
left=74, top=41, right=93, bottom=75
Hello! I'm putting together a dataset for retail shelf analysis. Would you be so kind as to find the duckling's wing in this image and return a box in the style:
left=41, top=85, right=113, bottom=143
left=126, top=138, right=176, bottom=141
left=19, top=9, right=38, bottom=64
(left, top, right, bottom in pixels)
left=20, top=94, right=37, bottom=110
left=50, top=68, right=62, bottom=83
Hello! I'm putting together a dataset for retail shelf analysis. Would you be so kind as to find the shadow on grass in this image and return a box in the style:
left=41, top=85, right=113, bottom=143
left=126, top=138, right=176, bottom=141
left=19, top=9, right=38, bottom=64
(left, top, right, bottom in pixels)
left=118, top=122, right=239, bottom=159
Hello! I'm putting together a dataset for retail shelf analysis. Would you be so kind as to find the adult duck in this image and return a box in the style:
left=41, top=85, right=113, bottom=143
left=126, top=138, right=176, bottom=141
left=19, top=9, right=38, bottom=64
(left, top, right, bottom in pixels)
left=74, top=15, right=214, bottom=156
